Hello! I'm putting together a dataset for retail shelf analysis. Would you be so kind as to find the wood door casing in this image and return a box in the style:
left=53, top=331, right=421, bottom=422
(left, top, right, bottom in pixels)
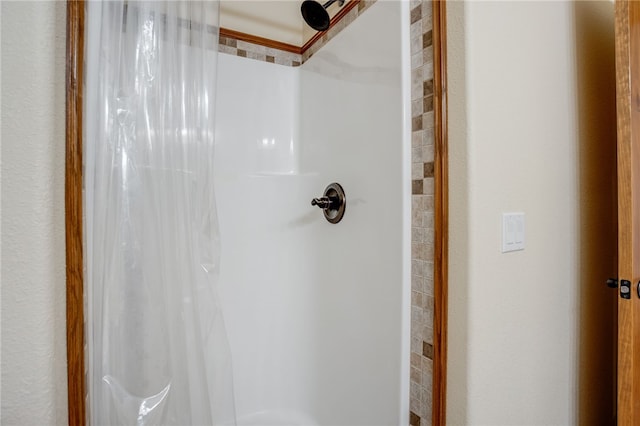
left=432, top=1, right=448, bottom=425
left=65, top=1, right=86, bottom=425
left=615, top=1, right=640, bottom=424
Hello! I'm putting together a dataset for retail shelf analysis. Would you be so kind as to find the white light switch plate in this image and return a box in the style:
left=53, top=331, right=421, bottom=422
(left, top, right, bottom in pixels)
left=502, top=212, right=525, bottom=253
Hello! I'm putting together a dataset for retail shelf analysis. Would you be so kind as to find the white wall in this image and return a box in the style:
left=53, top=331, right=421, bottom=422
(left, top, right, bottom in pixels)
left=1, top=2, right=69, bottom=425
left=447, top=2, right=580, bottom=424
left=299, top=2, right=407, bottom=424
left=215, top=54, right=317, bottom=424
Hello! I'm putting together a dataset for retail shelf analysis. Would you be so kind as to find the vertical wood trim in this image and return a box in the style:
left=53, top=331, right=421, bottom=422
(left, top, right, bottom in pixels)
left=615, top=0, right=632, bottom=423
left=432, top=1, right=448, bottom=425
left=65, top=1, right=86, bottom=425
left=616, top=1, right=640, bottom=424
left=614, top=0, right=632, bottom=420
left=631, top=3, right=640, bottom=422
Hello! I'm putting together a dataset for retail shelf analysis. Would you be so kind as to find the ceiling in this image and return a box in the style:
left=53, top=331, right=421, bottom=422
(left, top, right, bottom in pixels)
left=219, top=0, right=344, bottom=46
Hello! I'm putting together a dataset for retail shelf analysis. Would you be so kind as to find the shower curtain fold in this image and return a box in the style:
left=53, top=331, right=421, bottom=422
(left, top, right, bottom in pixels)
left=84, top=2, right=235, bottom=424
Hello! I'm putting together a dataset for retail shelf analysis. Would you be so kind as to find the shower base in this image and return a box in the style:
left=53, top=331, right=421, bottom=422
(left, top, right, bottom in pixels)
left=236, top=410, right=317, bottom=426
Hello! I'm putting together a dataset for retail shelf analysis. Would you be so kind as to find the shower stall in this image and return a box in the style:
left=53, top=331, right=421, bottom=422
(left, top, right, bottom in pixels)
left=82, top=1, right=412, bottom=424
left=215, top=3, right=411, bottom=423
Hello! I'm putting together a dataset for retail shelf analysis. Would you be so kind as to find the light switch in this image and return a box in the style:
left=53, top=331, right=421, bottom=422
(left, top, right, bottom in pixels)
left=502, top=212, right=525, bottom=253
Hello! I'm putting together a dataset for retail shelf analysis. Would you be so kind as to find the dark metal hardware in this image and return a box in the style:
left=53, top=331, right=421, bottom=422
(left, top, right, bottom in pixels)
left=606, top=278, right=618, bottom=289
left=311, top=197, right=335, bottom=210
left=301, top=0, right=345, bottom=32
left=621, top=280, right=631, bottom=300
left=311, top=182, right=346, bottom=224
left=637, top=281, right=640, bottom=299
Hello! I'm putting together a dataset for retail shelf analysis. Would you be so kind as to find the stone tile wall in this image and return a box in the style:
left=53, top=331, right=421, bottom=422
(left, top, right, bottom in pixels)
left=409, top=1, right=434, bottom=425
left=218, top=35, right=302, bottom=67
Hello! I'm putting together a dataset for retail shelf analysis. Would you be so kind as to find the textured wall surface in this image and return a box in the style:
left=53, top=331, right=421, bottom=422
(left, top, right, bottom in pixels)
left=447, top=2, right=580, bottom=424
left=1, top=2, right=69, bottom=424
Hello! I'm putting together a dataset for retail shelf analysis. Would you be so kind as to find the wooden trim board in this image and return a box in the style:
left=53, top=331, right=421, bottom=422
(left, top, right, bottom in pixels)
left=615, top=1, right=640, bottom=424
left=432, top=1, right=449, bottom=425
left=220, top=27, right=302, bottom=55
left=65, top=1, right=86, bottom=425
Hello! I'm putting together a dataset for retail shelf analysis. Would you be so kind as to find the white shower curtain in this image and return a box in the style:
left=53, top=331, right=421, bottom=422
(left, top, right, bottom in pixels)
left=84, top=2, right=235, bottom=424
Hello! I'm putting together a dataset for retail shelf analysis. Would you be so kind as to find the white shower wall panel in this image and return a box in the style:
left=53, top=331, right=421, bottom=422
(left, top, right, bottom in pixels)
left=215, top=2, right=408, bottom=424
left=215, top=54, right=318, bottom=424
left=299, top=2, right=405, bottom=424
left=214, top=54, right=300, bottom=177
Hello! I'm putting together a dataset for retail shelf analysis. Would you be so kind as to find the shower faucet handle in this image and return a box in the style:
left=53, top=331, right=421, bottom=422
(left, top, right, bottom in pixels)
left=311, top=196, right=333, bottom=209
left=311, top=183, right=346, bottom=224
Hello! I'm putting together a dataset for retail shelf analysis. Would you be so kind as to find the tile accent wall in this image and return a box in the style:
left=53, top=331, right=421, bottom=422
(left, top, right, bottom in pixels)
left=219, top=2, right=436, bottom=424
left=409, top=1, right=434, bottom=425
left=218, top=35, right=302, bottom=67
